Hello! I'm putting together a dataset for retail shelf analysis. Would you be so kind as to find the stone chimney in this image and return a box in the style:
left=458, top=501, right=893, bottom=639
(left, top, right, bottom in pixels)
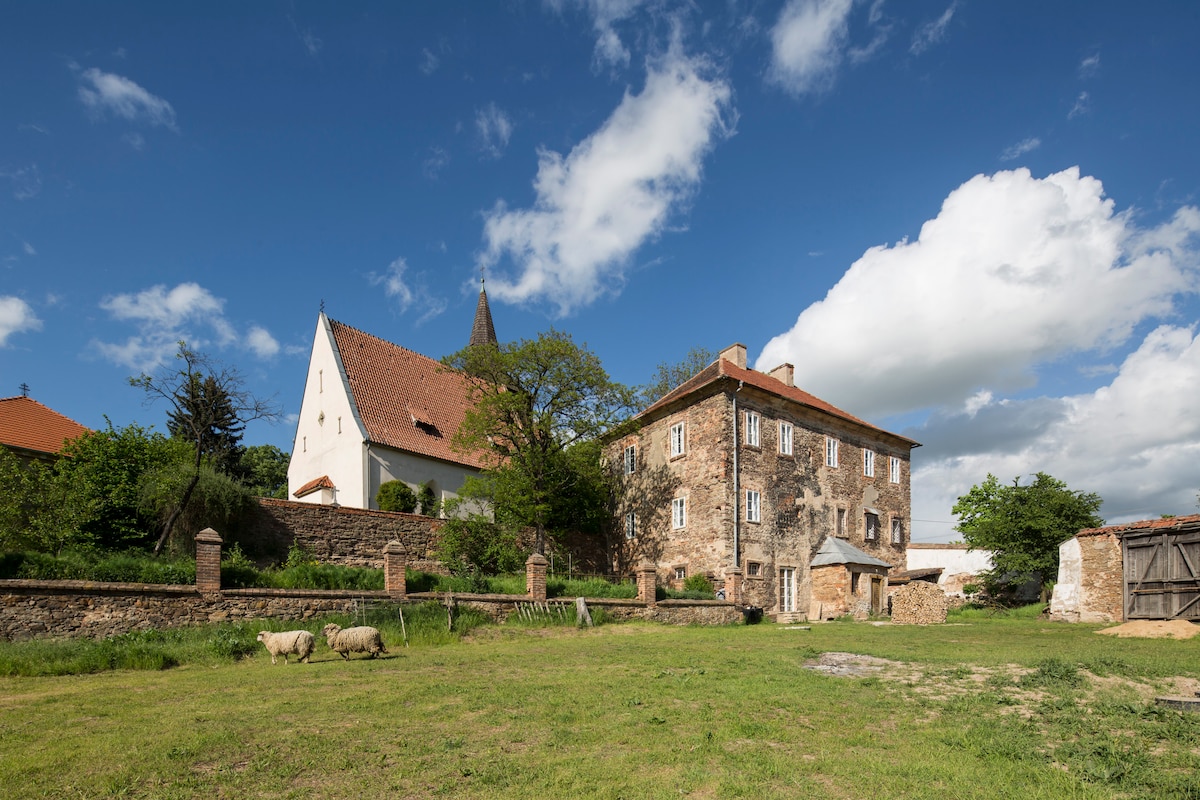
left=768, top=363, right=795, bottom=387
left=719, top=343, right=747, bottom=369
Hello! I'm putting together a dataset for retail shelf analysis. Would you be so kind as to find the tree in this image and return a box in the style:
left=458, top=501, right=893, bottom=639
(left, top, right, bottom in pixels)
left=377, top=480, right=417, bottom=513
left=953, top=472, right=1104, bottom=603
left=442, top=329, right=639, bottom=555
left=239, top=444, right=290, bottom=499
left=131, top=343, right=279, bottom=555
left=642, top=346, right=716, bottom=405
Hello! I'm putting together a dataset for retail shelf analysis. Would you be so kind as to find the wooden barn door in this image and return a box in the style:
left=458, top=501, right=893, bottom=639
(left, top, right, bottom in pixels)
left=1123, top=529, right=1200, bottom=620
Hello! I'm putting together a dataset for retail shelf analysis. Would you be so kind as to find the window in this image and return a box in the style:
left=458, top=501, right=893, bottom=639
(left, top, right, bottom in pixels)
left=863, top=449, right=875, bottom=477
left=865, top=512, right=879, bottom=541
left=825, top=436, right=839, bottom=467
left=890, top=456, right=901, bottom=484
left=745, top=411, right=761, bottom=447
left=836, top=508, right=847, bottom=538
left=672, top=497, right=687, bottom=529
left=670, top=422, right=685, bottom=457
left=746, top=561, right=761, bottom=577
left=674, top=565, right=687, bottom=581
left=891, top=518, right=902, bottom=545
left=779, top=567, right=795, bottom=613
left=746, top=490, right=761, bottom=523
left=625, top=512, right=637, bottom=540
left=779, top=422, right=793, bottom=455
left=623, top=444, right=637, bottom=475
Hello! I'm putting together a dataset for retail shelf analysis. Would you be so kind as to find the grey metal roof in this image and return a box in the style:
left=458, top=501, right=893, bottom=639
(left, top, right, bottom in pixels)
left=811, top=537, right=894, bottom=568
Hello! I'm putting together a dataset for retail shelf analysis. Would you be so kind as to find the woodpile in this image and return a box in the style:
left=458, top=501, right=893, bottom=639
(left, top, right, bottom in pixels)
left=890, top=581, right=949, bottom=624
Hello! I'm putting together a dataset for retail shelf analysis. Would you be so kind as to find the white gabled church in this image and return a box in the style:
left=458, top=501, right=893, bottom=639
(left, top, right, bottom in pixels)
left=286, top=285, right=498, bottom=511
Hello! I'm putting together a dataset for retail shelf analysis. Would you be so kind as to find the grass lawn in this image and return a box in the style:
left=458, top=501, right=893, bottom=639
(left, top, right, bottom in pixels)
left=1, top=615, right=1197, bottom=799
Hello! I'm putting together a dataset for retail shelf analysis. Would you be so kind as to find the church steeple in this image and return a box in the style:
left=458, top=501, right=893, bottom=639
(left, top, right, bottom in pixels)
left=469, top=272, right=497, bottom=348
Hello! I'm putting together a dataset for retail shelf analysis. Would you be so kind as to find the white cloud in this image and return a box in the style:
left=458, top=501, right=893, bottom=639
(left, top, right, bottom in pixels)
left=479, top=44, right=733, bottom=315
left=767, top=0, right=853, bottom=96
left=94, top=282, right=238, bottom=370
left=423, top=146, right=450, bottom=180
left=552, top=0, right=648, bottom=70
left=1000, top=136, right=1040, bottom=161
left=77, top=68, right=177, bottom=130
left=910, top=1, right=957, bottom=56
left=246, top=326, right=280, bottom=358
left=22, top=242, right=36, bottom=256
left=0, top=297, right=42, bottom=346
left=2, top=164, right=42, bottom=200
left=368, top=258, right=447, bottom=324
left=419, top=48, right=440, bottom=75
left=911, top=324, right=1200, bottom=537
left=1079, top=53, right=1100, bottom=78
left=756, top=167, right=1200, bottom=419
left=476, top=103, right=514, bottom=159
left=1068, top=91, right=1090, bottom=120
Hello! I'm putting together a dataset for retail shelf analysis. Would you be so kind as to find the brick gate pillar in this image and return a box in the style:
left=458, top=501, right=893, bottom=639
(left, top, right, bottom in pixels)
left=526, top=553, right=548, bottom=600
left=383, top=540, right=407, bottom=598
left=636, top=560, right=658, bottom=605
left=194, top=528, right=223, bottom=593
left=724, top=567, right=743, bottom=605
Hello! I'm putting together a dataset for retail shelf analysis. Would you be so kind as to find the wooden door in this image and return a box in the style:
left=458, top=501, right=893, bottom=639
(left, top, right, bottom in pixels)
left=1123, top=529, right=1200, bottom=620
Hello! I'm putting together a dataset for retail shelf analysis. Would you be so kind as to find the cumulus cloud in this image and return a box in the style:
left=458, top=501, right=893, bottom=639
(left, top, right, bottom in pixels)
left=368, top=258, right=447, bottom=324
left=910, top=324, right=1200, bottom=535
left=767, top=0, right=853, bottom=96
left=77, top=67, right=177, bottom=130
left=246, top=326, right=280, bottom=358
left=478, top=44, right=733, bottom=315
left=1000, top=137, right=1040, bottom=161
left=476, top=103, right=514, bottom=159
left=550, top=0, right=648, bottom=69
left=94, top=282, right=241, bottom=370
left=756, top=167, right=1200, bottom=419
left=910, top=1, right=957, bottom=56
left=0, top=297, right=42, bottom=346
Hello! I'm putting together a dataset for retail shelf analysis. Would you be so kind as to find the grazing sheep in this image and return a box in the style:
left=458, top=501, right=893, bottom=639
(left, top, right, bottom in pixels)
left=256, top=630, right=316, bottom=665
left=321, top=623, right=388, bottom=659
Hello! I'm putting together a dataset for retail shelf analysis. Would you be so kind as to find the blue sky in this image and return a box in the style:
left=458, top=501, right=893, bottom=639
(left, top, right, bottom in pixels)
left=3, top=1, right=1199, bottom=541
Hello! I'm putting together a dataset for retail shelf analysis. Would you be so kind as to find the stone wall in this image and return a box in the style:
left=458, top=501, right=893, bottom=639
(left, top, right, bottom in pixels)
left=240, top=498, right=443, bottom=568
left=1050, top=530, right=1123, bottom=622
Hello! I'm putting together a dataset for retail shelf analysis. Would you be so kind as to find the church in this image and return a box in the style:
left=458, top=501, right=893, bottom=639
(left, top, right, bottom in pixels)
left=286, top=285, right=497, bottom=512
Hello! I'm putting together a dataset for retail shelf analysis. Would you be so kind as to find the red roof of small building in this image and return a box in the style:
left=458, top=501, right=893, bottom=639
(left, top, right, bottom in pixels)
left=0, top=396, right=91, bottom=456
left=329, top=319, right=487, bottom=469
left=641, top=357, right=920, bottom=448
left=1077, top=513, right=1200, bottom=538
left=293, top=475, right=335, bottom=498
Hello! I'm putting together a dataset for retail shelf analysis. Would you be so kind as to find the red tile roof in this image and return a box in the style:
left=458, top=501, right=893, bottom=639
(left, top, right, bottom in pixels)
left=641, top=357, right=920, bottom=448
left=1078, top=513, right=1200, bottom=538
left=329, top=319, right=487, bottom=469
left=294, top=475, right=334, bottom=498
left=0, top=396, right=91, bottom=456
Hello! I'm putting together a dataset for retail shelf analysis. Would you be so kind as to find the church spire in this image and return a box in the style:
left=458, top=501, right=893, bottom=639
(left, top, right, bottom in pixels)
left=469, top=270, right=498, bottom=348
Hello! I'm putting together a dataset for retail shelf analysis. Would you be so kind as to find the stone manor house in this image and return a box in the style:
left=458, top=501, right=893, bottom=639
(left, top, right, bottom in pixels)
left=608, top=344, right=919, bottom=621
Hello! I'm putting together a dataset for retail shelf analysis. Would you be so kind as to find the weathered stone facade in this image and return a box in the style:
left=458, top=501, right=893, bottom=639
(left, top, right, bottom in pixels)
left=609, top=344, right=917, bottom=620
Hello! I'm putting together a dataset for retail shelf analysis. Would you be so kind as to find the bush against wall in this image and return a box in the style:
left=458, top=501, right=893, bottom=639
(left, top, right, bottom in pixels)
left=377, top=480, right=417, bottom=513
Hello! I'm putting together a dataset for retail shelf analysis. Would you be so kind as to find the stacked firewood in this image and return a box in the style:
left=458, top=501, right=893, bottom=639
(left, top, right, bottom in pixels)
left=890, top=581, right=949, bottom=624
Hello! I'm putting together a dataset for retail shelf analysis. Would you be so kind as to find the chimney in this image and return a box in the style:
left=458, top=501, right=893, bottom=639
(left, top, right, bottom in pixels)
left=768, top=363, right=795, bottom=387
left=718, top=343, right=747, bottom=369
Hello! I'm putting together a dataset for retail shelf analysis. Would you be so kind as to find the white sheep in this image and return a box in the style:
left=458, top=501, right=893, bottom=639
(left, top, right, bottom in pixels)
left=321, top=623, right=388, bottom=659
left=256, top=630, right=316, bottom=665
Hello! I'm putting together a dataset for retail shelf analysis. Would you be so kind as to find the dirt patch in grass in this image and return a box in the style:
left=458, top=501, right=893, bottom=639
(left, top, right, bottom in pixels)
left=1096, top=619, right=1199, bottom=639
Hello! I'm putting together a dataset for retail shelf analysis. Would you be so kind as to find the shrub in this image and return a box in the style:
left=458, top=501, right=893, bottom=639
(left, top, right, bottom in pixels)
left=377, top=480, right=417, bottom=513
left=417, top=482, right=440, bottom=517
left=683, top=574, right=715, bottom=595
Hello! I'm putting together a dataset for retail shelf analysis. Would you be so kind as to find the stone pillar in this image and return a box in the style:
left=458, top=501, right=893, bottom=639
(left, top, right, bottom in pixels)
left=724, top=567, right=743, bottom=605
left=526, top=553, right=548, bottom=601
left=383, top=540, right=407, bottom=598
left=636, top=560, right=658, bottom=605
left=194, top=528, right=223, bottom=593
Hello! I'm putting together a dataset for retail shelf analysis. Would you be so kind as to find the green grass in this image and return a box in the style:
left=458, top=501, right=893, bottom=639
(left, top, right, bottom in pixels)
left=1, top=616, right=1198, bottom=798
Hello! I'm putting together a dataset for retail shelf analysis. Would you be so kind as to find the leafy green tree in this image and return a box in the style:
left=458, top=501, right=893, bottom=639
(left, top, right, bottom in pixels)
left=138, top=460, right=254, bottom=551
left=442, top=329, right=638, bottom=554
left=417, top=482, right=440, bottom=518
left=953, top=472, right=1104, bottom=603
left=131, top=343, right=279, bottom=554
left=239, top=444, right=290, bottom=499
left=377, top=480, right=417, bottom=513
left=642, top=346, right=716, bottom=405
left=0, top=448, right=59, bottom=552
